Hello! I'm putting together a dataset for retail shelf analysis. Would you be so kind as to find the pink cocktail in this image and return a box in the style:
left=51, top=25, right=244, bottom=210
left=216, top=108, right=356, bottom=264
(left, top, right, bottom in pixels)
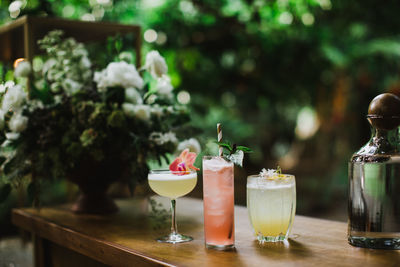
left=202, top=156, right=234, bottom=250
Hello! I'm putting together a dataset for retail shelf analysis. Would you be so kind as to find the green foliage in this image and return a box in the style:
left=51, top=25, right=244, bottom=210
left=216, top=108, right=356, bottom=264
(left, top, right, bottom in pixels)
left=0, top=30, right=191, bottom=205
left=215, top=141, right=253, bottom=155
left=148, top=197, right=170, bottom=230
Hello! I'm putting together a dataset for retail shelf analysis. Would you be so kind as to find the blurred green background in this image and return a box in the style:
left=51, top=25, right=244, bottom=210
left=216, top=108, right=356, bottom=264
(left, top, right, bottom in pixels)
left=2, top=0, right=400, bottom=234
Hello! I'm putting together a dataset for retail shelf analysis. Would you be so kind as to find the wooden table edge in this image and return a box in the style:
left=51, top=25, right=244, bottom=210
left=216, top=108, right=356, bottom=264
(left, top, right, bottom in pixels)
left=12, top=208, right=176, bottom=267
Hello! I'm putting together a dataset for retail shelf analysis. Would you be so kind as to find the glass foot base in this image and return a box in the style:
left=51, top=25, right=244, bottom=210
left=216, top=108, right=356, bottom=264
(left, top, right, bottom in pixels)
left=349, top=236, right=400, bottom=249
left=157, top=233, right=193, bottom=244
left=205, top=244, right=235, bottom=251
left=257, top=234, right=287, bottom=243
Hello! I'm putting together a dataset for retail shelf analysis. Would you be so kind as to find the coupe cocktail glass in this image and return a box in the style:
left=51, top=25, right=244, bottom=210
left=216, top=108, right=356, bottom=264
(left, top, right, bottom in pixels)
left=148, top=169, right=197, bottom=243
left=247, top=174, right=296, bottom=243
left=202, top=156, right=235, bottom=250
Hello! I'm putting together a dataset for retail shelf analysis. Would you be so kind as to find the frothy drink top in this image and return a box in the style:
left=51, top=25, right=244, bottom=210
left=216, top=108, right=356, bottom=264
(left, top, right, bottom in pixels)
left=203, top=157, right=232, bottom=171
left=247, top=175, right=295, bottom=189
left=148, top=172, right=197, bottom=181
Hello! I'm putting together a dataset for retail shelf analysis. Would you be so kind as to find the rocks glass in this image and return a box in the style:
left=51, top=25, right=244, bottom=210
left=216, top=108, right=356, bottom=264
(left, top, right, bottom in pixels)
left=247, top=173, right=296, bottom=243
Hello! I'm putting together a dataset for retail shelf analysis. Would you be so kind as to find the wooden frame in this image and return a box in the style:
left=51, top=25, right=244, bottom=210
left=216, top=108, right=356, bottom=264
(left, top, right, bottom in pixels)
left=0, top=15, right=142, bottom=68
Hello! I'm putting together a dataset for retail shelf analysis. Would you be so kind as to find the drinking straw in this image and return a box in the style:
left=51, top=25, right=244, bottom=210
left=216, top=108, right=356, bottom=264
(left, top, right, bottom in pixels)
left=217, top=123, right=223, bottom=157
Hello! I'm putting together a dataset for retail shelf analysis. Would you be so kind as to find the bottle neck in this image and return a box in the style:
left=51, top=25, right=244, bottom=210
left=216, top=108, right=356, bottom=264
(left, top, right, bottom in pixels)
left=352, top=127, right=400, bottom=162
left=370, top=127, right=400, bottom=153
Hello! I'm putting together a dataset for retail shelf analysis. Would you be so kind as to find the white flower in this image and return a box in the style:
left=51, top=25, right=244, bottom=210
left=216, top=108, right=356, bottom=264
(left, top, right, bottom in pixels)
left=80, top=56, right=91, bottom=69
left=14, top=61, right=31, bottom=78
left=177, top=138, right=201, bottom=154
left=5, top=132, right=20, bottom=140
left=122, top=103, right=151, bottom=120
left=9, top=112, right=28, bottom=133
left=122, top=103, right=136, bottom=117
left=163, top=132, right=178, bottom=145
left=57, top=51, right=67, bottom=58
left=42, top=58, right=57, bottom=75
left=156, top=75, right=173, bottom=98
left=93, top=69, right=106, bottom=91
left=9, top=1, right=22, bottom=17
left=143, top=50, right=168, bottom=78
left=260, top=168, right=281, bottom=178
left=149, top=131, right=178, bottom=146
left=125, top=88, right=143, bottom=104
left=27, top=99, right=44, bottom=112
left=0, top=81, right=15, bottom=94
left=2, top=84, right=27, bottom=112
left=54, top=95, right=63, bottom=104
left=149, top=132, right=163, bottom=145
left=50, top=82, right=61, bottom=93
left=62, top=78, right=82, bottom=95
left=94, top=61, right=144, bottom=91
left=9, top=1, right=22, bottom=13
left=166, top=106, right=174, bottom=114
left=133, top=104, right=151, bottom=121
left=73, top=46, right=88, bottom=58
left=150, top=105, right=164, bottom=118
left=5, top=81, right=15, bottom=88
left=119, top=52, right=133, bottom=63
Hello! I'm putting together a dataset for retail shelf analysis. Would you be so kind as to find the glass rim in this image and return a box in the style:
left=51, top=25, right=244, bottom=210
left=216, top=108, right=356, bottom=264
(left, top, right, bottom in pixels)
left=247, top=173, right=295, bottom=180
left=149, top=169, right=197, bottom=175
left=202, top=155, right=231, bottom=160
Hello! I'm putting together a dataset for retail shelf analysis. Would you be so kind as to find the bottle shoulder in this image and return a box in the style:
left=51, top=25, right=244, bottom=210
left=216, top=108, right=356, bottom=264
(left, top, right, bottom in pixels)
left=351, top=138, right=400, bottom=163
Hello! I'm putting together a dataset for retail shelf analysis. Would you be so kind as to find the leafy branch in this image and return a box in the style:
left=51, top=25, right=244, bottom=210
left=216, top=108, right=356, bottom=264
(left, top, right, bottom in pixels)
left=215, top=141, right=253, bottom=156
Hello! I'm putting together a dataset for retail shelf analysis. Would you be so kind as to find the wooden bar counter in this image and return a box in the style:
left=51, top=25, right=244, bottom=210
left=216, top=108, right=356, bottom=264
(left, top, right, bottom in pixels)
left=12, top=197, right=400, bottom=266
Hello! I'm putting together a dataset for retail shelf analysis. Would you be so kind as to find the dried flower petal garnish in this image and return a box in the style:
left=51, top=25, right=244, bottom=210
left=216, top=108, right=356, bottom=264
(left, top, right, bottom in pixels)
left=259, top=166, right=283, bottom=179
left=169, top=148, right=200, bottom=175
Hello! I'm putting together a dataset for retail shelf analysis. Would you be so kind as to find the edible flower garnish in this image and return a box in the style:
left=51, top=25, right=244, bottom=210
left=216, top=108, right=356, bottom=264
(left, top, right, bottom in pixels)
left=169, top=149, right=200, bottom=175
left=260, top=166, right=283, bottom=179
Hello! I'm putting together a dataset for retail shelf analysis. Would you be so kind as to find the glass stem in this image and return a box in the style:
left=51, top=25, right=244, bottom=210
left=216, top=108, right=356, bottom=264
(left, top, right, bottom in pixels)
left=171, top=199, right=178, bottom=235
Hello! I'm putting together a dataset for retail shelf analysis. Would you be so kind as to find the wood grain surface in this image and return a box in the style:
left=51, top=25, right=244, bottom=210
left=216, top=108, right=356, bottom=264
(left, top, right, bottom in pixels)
left=12, top=197, right=400, bottom=267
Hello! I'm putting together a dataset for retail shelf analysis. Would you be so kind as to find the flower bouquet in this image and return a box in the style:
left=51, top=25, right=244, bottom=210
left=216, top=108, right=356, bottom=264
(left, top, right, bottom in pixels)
left=0, top=30, right=196, bottom=214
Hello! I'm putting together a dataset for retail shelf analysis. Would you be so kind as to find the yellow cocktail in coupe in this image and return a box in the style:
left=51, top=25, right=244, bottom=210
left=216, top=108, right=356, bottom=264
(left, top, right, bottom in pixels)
left=148, top=149, right=199, bottom=244
left=247, top=169, right=296, bottom=243
left=148, top=171, right=197, bottom=199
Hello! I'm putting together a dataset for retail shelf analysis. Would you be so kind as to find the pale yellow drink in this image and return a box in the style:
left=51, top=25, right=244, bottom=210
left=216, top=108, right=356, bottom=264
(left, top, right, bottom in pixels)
left=148, top=172, right=197, bottom=199
left=247, top=174, right=296, bottom=242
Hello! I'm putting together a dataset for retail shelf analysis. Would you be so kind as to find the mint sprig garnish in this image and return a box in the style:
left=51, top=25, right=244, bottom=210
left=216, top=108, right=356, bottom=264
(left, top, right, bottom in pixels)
left=215, top=141, right=253, bottom=155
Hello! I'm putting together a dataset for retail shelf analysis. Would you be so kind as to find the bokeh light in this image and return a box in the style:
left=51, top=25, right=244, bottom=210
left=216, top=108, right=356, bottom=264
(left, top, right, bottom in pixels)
left=62, top=5, right=75, bottom=17
left=318, top=0, right=332, bottom=10
left=156, top=32, right=167, bottom=45
left=295, top=106, right=320, bottom=140
left=301, top=13, right=315, bottom=26
left=144, top=29, right=158, bottom=43
left=177, top=91, right=191, bottom=104
left=279, top=12, right=293, bottom=25
left=32, top=57, right=44, bottom=72
left=221, top=92, right=236, bottom=107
